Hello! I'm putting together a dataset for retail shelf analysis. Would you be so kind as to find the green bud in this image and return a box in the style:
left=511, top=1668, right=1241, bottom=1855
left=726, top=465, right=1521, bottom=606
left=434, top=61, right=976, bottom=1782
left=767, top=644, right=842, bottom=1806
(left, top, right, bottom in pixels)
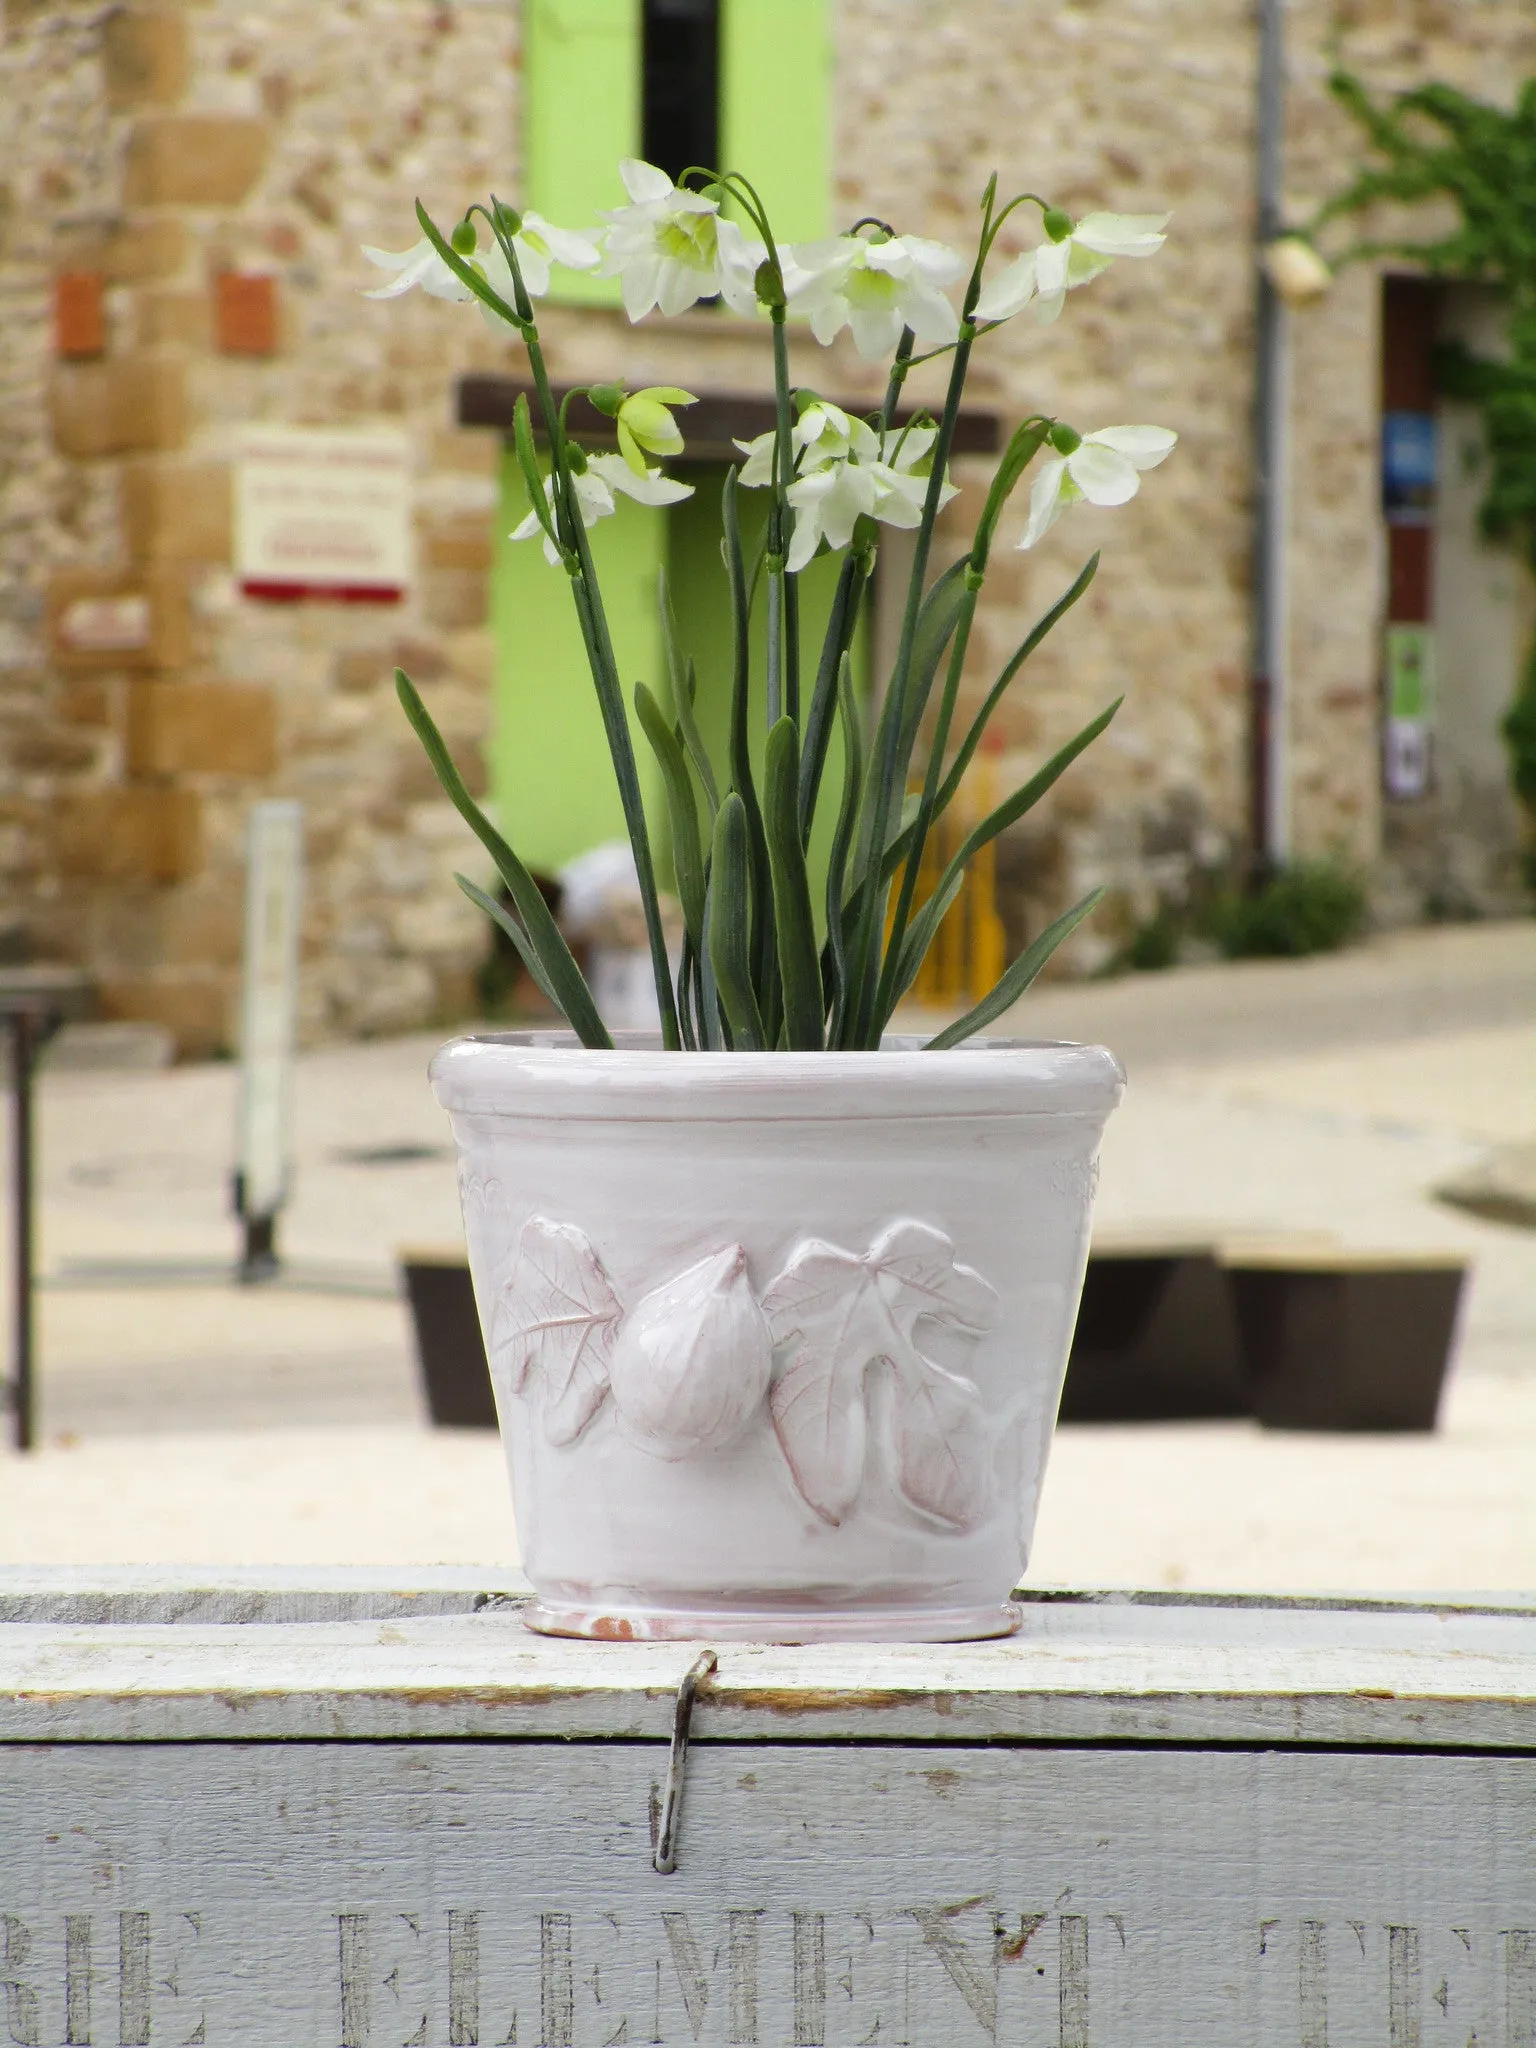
left=491, top=200, right=523, bottom=237
left=1048, top=422, right=1083, bottom=456
left=587, top=383, right=626, bottom=419
left=566, top=442, right=589, bottom=474
left=1042, top=207, right=1074, bottom=244
left=450, top=220, right=477, bottom=256
left=793, top=389, right=822, bottom=416
left=754, top=259, right=786, bottom=310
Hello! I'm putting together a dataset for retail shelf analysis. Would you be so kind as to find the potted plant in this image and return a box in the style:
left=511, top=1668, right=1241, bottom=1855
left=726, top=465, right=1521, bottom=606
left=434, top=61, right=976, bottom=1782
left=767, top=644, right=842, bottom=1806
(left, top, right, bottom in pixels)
left=367, top=160, right=1176, bottom=1641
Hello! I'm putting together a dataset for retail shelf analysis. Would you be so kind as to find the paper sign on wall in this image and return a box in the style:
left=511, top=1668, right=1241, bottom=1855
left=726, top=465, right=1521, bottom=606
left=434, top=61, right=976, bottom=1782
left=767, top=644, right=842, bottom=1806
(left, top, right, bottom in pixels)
left=235, top=425, right=411, bottom=602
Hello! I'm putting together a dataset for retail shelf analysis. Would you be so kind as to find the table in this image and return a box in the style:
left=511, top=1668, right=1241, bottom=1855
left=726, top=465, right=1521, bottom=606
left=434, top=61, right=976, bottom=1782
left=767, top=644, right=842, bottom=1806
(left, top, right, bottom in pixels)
left=0, top=967, right=92, bottom=1448
left=0, top=1570, right=1532, bottom=2045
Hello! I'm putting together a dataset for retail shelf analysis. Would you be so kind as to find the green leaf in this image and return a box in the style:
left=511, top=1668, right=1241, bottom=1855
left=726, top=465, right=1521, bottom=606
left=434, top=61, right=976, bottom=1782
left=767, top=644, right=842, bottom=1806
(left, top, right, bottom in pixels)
left=823, top=653, right=863, bottom=1047
left=722, top=467, right=777, bottom=1025
left=970, top=418, right=1053, bottom=574
left=456, top=874, right=560, bottom=1011
left=634, top=679, right=705, bottom=949
left=896, top=556, right=972, bottom=769
left=885, top=867, right=966, bottom=1019
left=657, top=571, right=719, bottom=814
left=796, top=548, right=866, bottom=839
left=925, top=887, right=1105, bottom=1049
left=707, top=795, right=765, bottom=1051
left=512, top=393, right=560, bottom=552
left=396, top=669, right=612, bottom=1048
left=763, top=717, right=824, bottom=1049
left=930, top=697, right=1122, bottom=911
left=938, top=555, right=1100, bottom=812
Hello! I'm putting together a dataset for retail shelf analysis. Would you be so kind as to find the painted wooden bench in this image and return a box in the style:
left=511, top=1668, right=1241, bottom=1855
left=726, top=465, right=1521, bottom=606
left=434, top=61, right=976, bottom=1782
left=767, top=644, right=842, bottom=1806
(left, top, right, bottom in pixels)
left=0, top=1568, right=1532, bottom=2045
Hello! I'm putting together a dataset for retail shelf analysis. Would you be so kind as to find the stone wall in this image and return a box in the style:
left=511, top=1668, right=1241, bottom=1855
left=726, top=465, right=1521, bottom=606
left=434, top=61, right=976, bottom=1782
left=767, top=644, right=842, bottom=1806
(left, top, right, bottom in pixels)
left=1, top=0, right=1532, bottom=1049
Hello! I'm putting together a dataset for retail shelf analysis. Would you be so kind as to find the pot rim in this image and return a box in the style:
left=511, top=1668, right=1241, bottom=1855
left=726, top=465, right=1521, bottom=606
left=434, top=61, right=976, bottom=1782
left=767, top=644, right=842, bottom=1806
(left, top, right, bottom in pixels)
left=430, top=1031, right=1126, bottom=1122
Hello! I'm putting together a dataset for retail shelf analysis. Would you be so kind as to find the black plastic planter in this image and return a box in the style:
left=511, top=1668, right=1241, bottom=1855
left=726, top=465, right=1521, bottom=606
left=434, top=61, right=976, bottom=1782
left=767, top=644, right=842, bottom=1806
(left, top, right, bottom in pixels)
left=399, top=1250, right=496, bottom=1429
left=1225, top=1255, right=1468, bottom=1432
left=1060, top=1250, right=1249, bottom=1422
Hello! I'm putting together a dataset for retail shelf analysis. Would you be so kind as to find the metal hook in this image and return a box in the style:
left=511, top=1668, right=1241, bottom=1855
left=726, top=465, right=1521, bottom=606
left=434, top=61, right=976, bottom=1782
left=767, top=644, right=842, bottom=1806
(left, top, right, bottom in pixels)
left=653, top=1649, right=717, bottom=1875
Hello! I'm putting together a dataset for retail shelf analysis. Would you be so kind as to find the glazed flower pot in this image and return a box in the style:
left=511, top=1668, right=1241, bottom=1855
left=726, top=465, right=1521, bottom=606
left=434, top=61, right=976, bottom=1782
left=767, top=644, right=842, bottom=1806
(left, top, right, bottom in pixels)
left=431, top=1033, right=1124, bottom=1643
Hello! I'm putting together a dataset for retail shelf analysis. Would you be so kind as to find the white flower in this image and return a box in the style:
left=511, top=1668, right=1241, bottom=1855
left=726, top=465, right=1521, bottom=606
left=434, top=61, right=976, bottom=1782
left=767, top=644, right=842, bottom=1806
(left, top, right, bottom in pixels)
left=976, top=211, right=1169, bottom=326
left=511, top=453, right=693, bottom=566
left=784, top=233, right=963, bottom=360
left=597, top=159, right=765, bottom=320
left=362, top=211, right=599, bottom=307
left=1017, top=425, right=1177, bottom=549
left=734, top=400, right=861, bottom=487
left=756, top=417, right=957, bottom=572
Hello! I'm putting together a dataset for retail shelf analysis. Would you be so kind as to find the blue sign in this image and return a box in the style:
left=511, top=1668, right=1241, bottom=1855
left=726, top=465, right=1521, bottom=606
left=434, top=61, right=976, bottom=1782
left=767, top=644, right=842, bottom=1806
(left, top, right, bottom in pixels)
left=1382, top=411, right=1437, bottom=523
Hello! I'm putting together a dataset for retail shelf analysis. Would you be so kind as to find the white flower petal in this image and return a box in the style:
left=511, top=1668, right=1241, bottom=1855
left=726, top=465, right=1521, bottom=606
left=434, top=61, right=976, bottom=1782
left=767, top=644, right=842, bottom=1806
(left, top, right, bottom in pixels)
left=1017, top=458, right=1069, bottom=549
left=588, top=454, right=693, bottom=507
left=1065, top=442, right=1141, bottom=506
left=1033, top=240, right=1071, bottom=300
left=847, top=302, right=904, bottom=360
left=620, top=254, right=661, bottom=321
left=974, top=251, right=1037, bottom=322
left=1088, top=424, right=1178, bottom=470
left=901, top=279, right=960, bottom=345
left=809, top=296, right=849, bottom=347
left=620, top=158, right=675, bottom=205
left=524, top=214, right=601, bottom=271
left=899, top=234, right=966, bottom=284
left=1072, top=210, right=1170, bottom=256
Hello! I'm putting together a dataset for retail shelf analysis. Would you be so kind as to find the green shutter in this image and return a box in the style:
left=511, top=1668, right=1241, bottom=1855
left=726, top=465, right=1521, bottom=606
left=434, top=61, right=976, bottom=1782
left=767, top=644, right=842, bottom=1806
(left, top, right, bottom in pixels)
left=522, top=0, right=639, bottom=305
left=720, top=0, right=831, bottom=242
left=492, top=446, right=666, bottom=873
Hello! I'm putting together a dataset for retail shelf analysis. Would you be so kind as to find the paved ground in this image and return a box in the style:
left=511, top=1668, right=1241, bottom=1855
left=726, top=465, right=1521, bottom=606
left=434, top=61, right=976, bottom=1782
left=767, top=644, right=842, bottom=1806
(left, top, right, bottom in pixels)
left=1, top=918, right=1532, bottom=1590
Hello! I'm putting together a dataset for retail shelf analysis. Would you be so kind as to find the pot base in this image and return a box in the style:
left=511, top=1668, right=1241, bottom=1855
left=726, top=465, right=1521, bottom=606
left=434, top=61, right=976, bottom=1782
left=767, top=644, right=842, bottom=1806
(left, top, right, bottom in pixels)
left=522, top=1597, right=1023, bottom=1644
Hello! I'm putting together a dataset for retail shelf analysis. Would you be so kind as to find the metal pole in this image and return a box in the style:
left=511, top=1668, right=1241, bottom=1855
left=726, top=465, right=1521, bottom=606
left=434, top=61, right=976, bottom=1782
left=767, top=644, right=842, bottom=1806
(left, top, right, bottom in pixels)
left=11, top=1009, right=35, bottom=1452
left=1251, top=0, right=1291, bottom=875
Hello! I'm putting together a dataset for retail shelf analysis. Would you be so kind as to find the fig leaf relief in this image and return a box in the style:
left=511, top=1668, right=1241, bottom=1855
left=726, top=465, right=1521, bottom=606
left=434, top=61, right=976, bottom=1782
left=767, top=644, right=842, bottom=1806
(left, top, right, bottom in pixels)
left=492, top=1217, right=623, bottom=1446
left=761, top=1221, right=1001, bottom=1529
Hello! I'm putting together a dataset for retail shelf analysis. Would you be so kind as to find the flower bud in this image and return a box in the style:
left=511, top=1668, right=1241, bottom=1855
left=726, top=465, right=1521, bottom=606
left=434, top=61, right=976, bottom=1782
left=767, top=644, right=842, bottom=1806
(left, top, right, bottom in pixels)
left=587, top=382, right=626, bottom=418
left=607, top=1245, right=773, bottom=1461
left=1048, top=422, right=1083, bottom=456
left=451, top=220, right=478, bottom=256
left=754, top=259, right=787, bottom=310
left=491, top=200, right=523, bottom=237
left=1042, top=207, right=1074, bottom=245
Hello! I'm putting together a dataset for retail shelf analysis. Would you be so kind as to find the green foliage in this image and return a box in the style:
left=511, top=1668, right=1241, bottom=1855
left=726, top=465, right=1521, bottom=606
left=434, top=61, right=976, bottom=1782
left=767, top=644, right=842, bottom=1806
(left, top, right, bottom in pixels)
left=1319, top=71, right=1536, bottom=835
left=401, top=175, right=1128, bottom=1051
left=1208, top=861, right=1367, bottom=961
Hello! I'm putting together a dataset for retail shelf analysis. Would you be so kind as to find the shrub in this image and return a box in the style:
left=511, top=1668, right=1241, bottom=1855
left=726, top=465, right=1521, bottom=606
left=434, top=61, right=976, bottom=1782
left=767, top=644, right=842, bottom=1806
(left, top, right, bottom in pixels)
left=1209, top=861, right=1368, bottom=959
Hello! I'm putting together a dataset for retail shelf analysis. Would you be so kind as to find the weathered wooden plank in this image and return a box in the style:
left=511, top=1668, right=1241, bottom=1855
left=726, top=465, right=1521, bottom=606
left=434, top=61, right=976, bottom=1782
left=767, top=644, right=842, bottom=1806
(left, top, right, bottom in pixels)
left=0, top=1595, right=1533, bottom=1747
left=0, top=1742, right=1531, bottom=2046
left=0, top=1566, right=530, bottom=1627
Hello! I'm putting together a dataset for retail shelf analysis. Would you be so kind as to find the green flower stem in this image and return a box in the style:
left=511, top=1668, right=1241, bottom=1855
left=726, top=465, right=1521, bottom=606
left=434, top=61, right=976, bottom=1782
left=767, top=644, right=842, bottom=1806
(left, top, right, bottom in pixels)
left=769, top=310, right=798, bottom=730
left=843, top=319, right=977, bottom=1047
left=519, top=308, right=682, bottom=1049
left=874, top=576, right=981, bottom=1024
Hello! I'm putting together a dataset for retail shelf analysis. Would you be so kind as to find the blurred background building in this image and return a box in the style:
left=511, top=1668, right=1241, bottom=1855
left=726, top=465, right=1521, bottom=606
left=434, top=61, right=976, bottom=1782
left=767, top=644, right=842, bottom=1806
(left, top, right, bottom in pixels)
left=1, top=0, right=1533, bottom=1054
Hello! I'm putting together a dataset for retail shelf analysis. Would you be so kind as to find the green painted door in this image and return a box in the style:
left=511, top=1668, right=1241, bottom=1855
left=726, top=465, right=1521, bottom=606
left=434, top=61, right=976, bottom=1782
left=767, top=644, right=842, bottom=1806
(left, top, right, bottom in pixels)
left=522, top=0, right=638, bottom=305
left=491, top=448, right=666, bottom=875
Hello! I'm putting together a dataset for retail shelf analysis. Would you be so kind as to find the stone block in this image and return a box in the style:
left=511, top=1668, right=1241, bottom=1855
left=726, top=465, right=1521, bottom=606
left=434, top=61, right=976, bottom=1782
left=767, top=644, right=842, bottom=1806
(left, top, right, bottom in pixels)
left=96, top=218, right=188, bottom=285
left=136, top=290, right=210, bottom=349
left=47, top=568, right=191, bottom=672
left=123, top=116, right=269, bottom=208
left=423, top=525, right=493, bottom=572
left=49, top=355, right=187, bottom=459
left=97, top=973, right=230, bottom=1058
left=121, top=461, right=231, bottom=564
left=57, top=679, right=120, bottom=728
left=103, top=9, right=189, bottom=108
left=421, top=568, right=488, bottom=631
left=4, top=726, right=100, bottom=775
left=127, top=680, right=276, bottom=776
left=56, top=788, right=203, bottom=884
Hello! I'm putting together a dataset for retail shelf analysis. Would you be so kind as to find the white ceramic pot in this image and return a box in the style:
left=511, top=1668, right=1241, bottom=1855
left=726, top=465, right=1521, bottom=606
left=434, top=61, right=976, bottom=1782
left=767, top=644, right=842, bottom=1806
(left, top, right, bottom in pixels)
left=431, top=1034, right=1123, bottom=1643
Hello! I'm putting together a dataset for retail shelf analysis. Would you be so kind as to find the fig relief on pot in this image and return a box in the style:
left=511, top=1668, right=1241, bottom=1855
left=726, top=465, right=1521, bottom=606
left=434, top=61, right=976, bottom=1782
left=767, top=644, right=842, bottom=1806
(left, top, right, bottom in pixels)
left=368, top=152, right=1168, bottom=1639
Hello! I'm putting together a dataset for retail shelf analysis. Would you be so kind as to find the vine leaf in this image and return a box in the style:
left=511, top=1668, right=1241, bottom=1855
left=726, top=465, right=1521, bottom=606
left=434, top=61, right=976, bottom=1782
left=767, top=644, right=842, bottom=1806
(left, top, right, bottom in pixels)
left=761, top=1221, right=1000, bottom=1529
left=491, top=1218, right=623, bottom=1446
